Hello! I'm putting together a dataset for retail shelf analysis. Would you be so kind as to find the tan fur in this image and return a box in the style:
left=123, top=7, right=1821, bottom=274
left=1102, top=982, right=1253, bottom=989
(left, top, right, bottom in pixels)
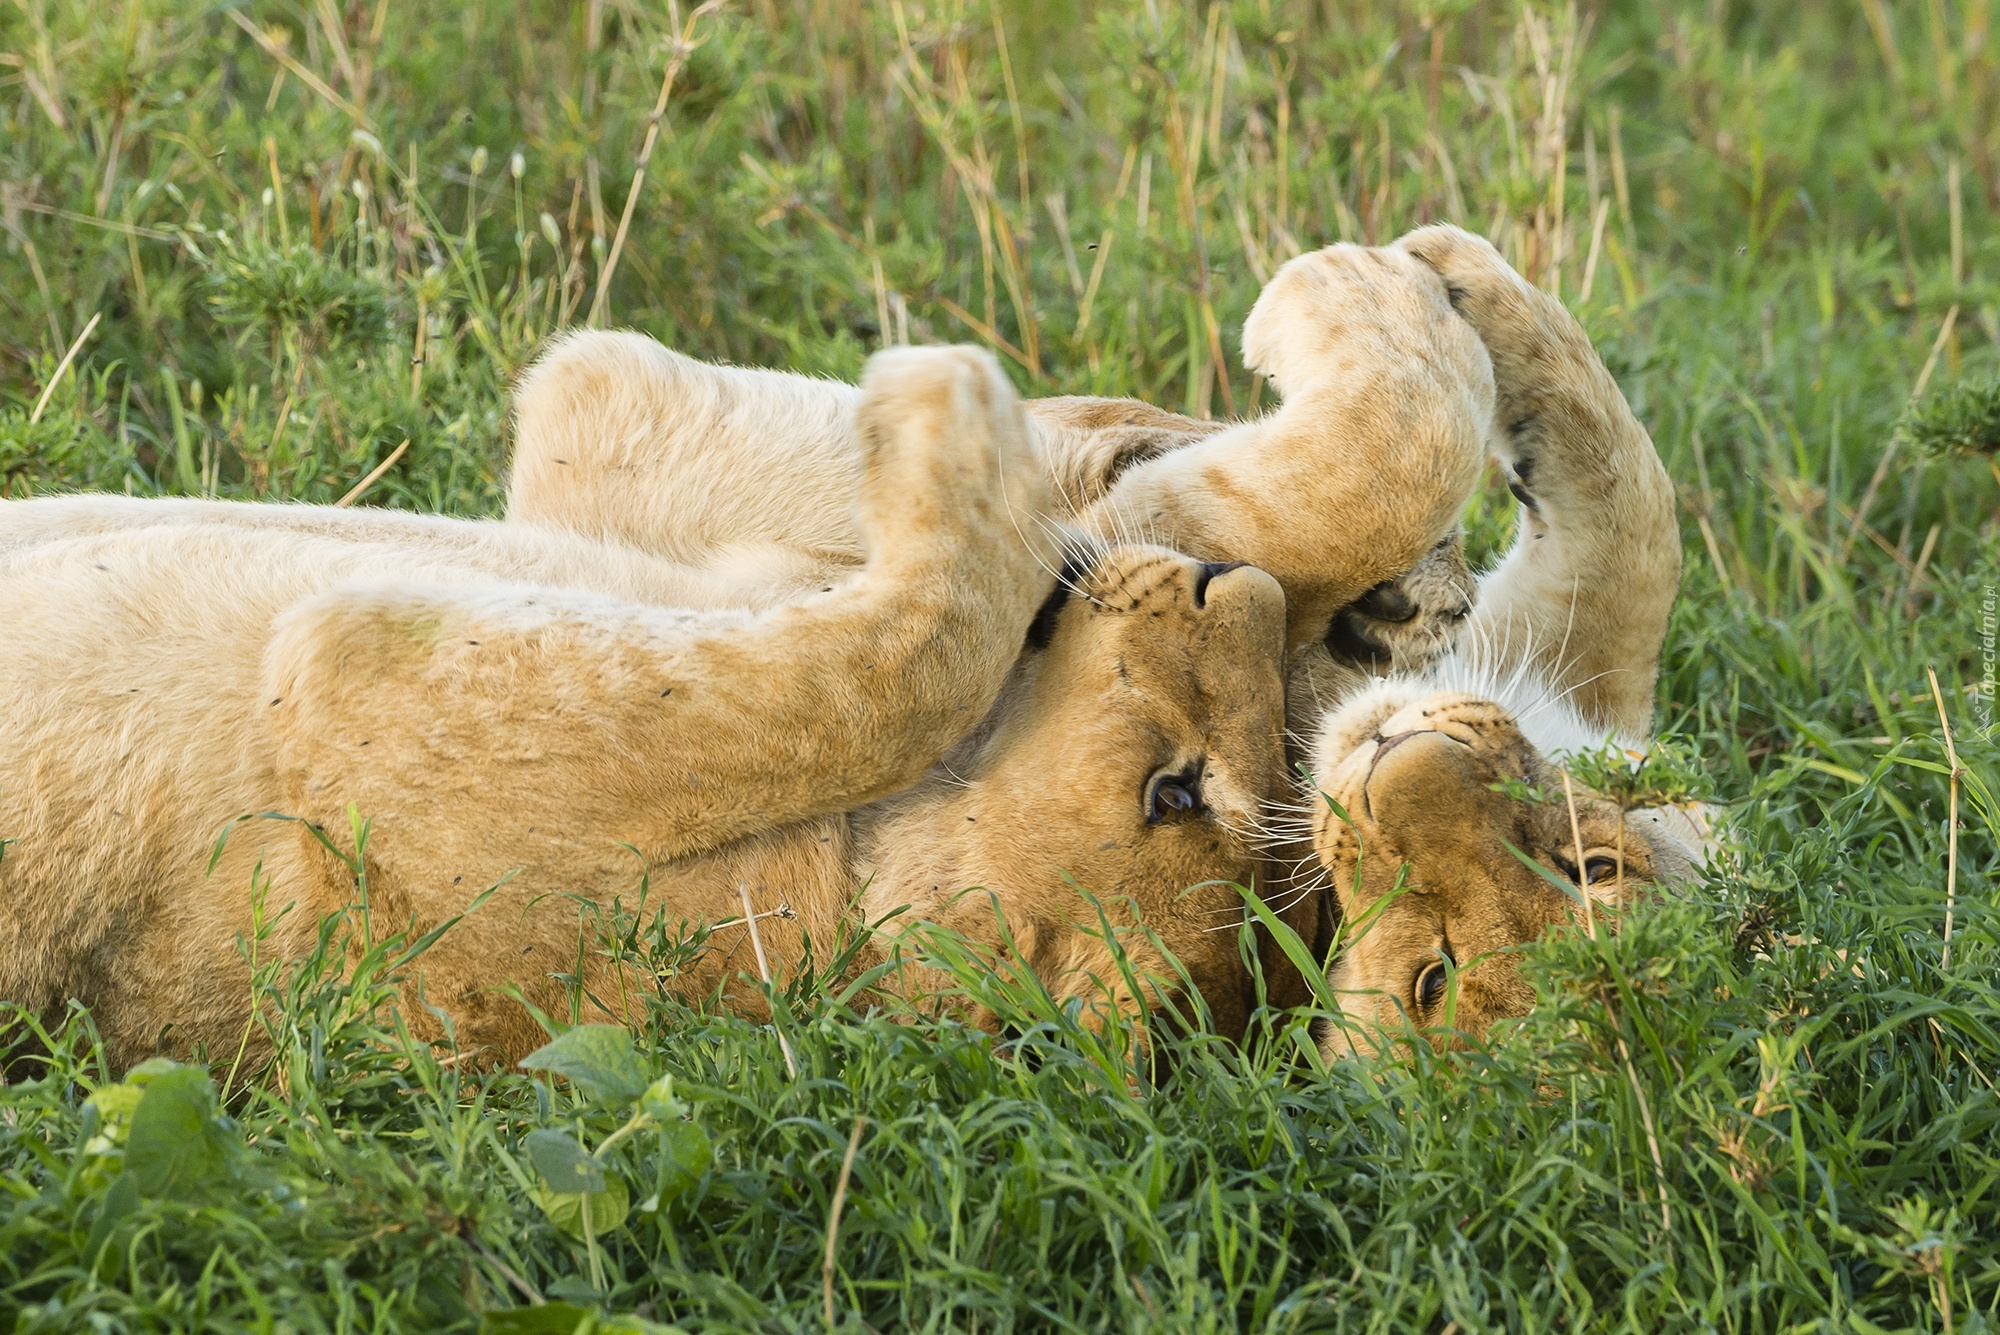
left=503, top=242, right=1495, bottom=1003
left=507, top=245, right=1494, bottom=661
left=0, top=347, right=1289, bottom=1066
left=1302, top=226, right=1699, bottom=1058
left=502, top=228, right=1699, bottom=1054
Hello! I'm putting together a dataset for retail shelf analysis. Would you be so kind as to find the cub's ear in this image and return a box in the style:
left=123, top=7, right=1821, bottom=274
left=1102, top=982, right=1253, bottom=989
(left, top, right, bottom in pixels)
left=1095, top=424, right=1217, bottom=487
left=1027, top=396, right=1225, bottom=509
left=1626, top=803, right=1721, bottom=886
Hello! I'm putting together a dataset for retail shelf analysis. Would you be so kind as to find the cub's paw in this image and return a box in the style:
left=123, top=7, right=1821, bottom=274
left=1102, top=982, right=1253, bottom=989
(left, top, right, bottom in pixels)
left=1322, top=532, right=1475, bottom=674
left=853, top=346, right=1054, bottom=562
left=1393, top=224, right=1630, bottom=492
left=1239, top=243, right=1492, bottom=409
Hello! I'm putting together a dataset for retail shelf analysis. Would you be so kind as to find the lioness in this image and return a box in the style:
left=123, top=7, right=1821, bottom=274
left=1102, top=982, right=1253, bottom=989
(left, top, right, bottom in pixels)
left=0, top=244, right=1489, bottom=1064
left=504, top=225, right=1713, bottom=1052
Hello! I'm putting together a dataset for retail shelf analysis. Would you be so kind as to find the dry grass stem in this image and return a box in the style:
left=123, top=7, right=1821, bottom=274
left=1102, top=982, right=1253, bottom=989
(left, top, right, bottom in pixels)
left=739, top=882, right=798, bottom=1079
left=28, top=310, right=101, bottom=425
left=333, top=439, right=410, bottom=508
left=821, top=1115, right=866, bottom=1328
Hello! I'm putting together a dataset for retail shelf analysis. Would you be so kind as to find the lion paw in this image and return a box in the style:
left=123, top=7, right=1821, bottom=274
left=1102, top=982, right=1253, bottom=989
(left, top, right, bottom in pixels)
left=852, top=346, right=1054, bottom=567
left=1323, top=532, right=1475, bottom=675
left=1393, top=224, right=1623, bottom=499
left=1239, top=243, right=1492, bottom=415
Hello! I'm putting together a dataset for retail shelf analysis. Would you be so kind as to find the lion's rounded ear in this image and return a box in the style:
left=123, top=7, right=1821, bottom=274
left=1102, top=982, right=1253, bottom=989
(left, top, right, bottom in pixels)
left=1042, top=425, right=1221, bottom=510
left=1626, top=803, right=1721, bottom=886
left=1072, top=426, right=1212, bottom=503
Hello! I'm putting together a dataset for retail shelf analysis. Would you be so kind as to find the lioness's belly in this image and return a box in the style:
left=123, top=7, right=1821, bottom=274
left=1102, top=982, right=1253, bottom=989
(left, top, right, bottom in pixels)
left=0, top=498, right=862, bottom=1061
left=0, top=523, right=317, bottom=1052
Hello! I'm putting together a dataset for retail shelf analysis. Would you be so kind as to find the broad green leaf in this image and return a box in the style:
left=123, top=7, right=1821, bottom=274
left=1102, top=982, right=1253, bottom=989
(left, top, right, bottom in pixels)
left=83, top=1172, right=141, bottom=1267
left=640, top=1075, right=685, bottom=1123
left=519, top=1024, right=652, bottom=1105
left=478, top=1301, right=591, bottom=1334
left=654, top=1121, right=711, bottom=1205
left=533, top=1171, right=631, bottom=1240
left=85, top=1082, right=146, bottom=1124
left=123, top=1065, right=233, bottom=1199
left=124, top=1057, right=183, bottom=1084
left=82, top=1082, right=146, bottom=1149
left=523, top=1129, right=604, bottom=1194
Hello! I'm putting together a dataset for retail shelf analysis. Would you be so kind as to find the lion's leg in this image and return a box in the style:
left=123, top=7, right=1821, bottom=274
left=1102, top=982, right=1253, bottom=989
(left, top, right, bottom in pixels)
left=275, top=346, right=1058, bottom=870
left=509, top=332, right=1223, bottom=572
left=507, top=331, right=869, bottom=592
left=1086, top=244, right=1493, bottom=653
left=1395, top=225, right=1680, bottom=740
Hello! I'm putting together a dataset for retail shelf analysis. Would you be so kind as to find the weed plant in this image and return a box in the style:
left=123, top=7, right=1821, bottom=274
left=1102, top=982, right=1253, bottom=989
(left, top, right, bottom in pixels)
left=2, top=0, right=1999, bottom=1330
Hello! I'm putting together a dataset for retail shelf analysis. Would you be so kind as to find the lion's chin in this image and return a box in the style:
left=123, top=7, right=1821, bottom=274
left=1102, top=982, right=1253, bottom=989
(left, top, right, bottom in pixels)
left=1305, top=647, right=1643, bottom=809
left=1305, top=678, right=1475, bottom=814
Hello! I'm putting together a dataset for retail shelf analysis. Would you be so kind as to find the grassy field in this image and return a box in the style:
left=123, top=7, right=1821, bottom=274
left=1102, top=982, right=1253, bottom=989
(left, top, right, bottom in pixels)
left=3, top=0, right=1999, bottom=1329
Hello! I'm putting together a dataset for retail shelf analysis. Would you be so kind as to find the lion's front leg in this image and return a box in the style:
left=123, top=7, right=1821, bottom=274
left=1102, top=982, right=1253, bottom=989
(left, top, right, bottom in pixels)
left=1396, top=225, right=1681, bottom=740
left=274, top=346, right=1058, bottom=874
left=1087, top=243, right=1494, bottom=653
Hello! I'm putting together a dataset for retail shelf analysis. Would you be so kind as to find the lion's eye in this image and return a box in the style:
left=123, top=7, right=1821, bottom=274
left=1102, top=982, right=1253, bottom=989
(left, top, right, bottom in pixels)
left=1557, top=852, right=1624, bottom=887
left=1416, top=949, right=1455, bottom=1009
left=1146, top=768, right=1204, bottom=822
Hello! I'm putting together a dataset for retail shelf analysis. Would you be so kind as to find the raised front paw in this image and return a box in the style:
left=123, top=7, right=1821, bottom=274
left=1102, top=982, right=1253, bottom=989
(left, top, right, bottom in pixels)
left=1323, top=531, right=1475, bottom=674
left=1393, top=224, right=1629, bottom=493
left=1239, top=242, right=1493, bottom=422
left=852, top=346, right=1058, bottom=574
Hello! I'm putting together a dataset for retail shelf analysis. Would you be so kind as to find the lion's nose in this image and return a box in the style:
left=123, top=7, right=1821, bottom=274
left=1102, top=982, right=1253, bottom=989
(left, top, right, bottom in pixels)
left=1191, top=560, right=1249, bottom=609
left=1355, top=578, right=1419, bottom=623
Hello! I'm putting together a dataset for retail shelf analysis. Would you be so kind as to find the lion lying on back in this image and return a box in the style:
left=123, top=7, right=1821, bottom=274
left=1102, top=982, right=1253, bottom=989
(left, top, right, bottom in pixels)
left=0, top=242, right=1492, bottom=1065
left=507, top=225, right=1712, bottom=1054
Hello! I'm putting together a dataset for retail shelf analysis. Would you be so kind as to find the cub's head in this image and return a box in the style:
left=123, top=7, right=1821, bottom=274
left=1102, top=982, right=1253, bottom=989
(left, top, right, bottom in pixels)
left=1305, top=677, right=1711, bottom=1059
left=862, top=540, right=1288, bottom=1041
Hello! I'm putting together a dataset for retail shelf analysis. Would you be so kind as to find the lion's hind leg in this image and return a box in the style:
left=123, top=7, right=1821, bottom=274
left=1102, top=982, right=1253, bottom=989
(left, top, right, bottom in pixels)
left=508, top=330, right=866, bottom=587
left=509, top=329, right=1230, bottom=575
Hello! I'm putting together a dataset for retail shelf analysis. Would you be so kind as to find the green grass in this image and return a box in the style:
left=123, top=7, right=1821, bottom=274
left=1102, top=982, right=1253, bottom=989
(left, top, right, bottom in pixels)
left=3, top=0, right=1999, bottom=1330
